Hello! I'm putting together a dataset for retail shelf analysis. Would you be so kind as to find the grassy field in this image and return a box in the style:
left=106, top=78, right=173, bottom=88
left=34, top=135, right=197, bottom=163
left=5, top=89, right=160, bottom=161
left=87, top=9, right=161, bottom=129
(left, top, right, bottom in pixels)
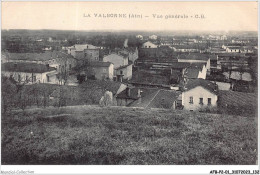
left=1, top=106, right=257, bottom=165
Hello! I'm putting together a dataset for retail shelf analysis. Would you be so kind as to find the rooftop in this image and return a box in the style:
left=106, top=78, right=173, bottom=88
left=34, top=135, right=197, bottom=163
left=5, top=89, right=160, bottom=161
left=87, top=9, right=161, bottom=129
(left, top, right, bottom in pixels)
left=2, top=62, right=56, bottom=73
left=178, top=53, right=210, bottom=61
left=146, top=89, right=181, bottom=109
left=183, top=78, right=218, bottom=95
left=184, top=68, right=200, bottom=79
left=3, top=51, right=75, bottom=62
left=117, top=87, right=159, bottom=103
left=86, top=61, right=113, bottom=67
left=68, top=44, right=99, bottom=51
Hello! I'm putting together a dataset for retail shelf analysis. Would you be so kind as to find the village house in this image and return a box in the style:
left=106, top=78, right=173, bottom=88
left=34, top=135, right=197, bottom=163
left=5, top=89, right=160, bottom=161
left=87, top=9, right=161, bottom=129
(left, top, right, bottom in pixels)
left=136, top=35, right=143, bottom=40
left=225, top=46, right=241, bottom=53
left=216, top=53, right=248, bottom=70
left=67, top=44, right=100, bottom=63
left=208, top=47, right=226, bottom=54
left=177, top=53, right=211, bottom=72
left=116, top=86, right=182, bottom=109
left=103, top=53, right=133, bottom=81
left=182, top=78, right=218, bottom=111
left=1, top=62, right=58, bottom=84
left=231, top=39, right=250, bottom=44
left=2, top=51, right=78, bottom=73
left=149, top=35, right=158, bottom=40
left=116, top=47, right=139, bottom=64
left=80, top=61, right=114, bottom=80
left=142, top=41, right=158, bottom=48
left=171, top=45, right=200, bottom=52
left=184, top=63, right=207, bottom=80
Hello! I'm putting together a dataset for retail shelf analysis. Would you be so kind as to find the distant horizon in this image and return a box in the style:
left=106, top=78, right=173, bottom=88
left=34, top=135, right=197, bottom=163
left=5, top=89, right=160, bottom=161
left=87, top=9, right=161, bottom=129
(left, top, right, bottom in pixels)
left=1, top=28, right=258, bottom=35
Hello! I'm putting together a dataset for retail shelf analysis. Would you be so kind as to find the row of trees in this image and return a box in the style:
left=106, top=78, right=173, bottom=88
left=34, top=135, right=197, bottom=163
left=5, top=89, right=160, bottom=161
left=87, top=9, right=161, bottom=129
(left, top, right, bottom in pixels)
left=1, top=76, right=116, bottom=114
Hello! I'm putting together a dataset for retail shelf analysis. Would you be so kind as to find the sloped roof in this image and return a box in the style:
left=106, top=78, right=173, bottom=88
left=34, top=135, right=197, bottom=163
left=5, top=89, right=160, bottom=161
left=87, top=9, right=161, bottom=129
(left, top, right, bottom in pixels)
left=146, top=90, right=181, bottom=109
left=171, top=62, right=191, bottom=69
left=172, top=45, right=199, bottom=50
left=104, top=53, right=128, bottom=59
left=178, top=53, right=210, bottom=61
left=217, top=53, right=246, bottom=57
left=116, top=87, right=158, bottom=101
left=184, top=78, right=218, bottom=95
left=69, top=44, right=98, bottom=51
left=4, top=51, right=75, bottom=61
left=86, top=61, right=112, bottom=67
left=2, top=62, right=56, bottom=73
left=184, top=68, right=200, bottom=79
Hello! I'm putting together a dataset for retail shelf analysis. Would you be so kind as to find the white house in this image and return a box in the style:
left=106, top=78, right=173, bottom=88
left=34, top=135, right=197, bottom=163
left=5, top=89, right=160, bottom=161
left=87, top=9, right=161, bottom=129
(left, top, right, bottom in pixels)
left=103, top=53, right=133, bottom=81
left=67, top=44, right=99, bottom=61
left=171, top=45, right=199, bottom=53
left=83, top=61, right=114, bottom=80
left=136, top=35, right=143, bottom=40
left=149, top=35, right=157, bottom=40
left=1, top=62, right=58, bottom=84
left=225, top=46, right=241, bottom=53
left=182, top=79, right=218, bottom=111
left=142, top=41, right=158, bottom=48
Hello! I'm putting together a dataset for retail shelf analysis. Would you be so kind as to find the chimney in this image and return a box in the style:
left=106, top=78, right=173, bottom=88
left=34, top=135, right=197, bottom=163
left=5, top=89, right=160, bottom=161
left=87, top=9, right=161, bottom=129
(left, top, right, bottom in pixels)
left=126, top=87, right=131, bottom=97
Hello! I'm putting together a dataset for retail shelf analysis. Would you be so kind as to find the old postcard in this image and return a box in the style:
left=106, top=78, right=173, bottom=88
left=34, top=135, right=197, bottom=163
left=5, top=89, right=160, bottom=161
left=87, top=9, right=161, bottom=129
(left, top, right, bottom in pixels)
left=1, top=1, right=258, bottom=174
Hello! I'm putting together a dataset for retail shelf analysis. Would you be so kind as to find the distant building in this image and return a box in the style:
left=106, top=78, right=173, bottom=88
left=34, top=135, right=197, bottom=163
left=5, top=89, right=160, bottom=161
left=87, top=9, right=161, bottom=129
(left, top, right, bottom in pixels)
left=1, top=53, right=8, bottom=63
left=225, top=46, right=241, bottom=53
left=184, top=63, right=207, bottom=80
left=231, top=39, right=250, bottom=44
left=117, top=47, right=139, bottom=64
left=136, top=35, right=143, bottom=40
left=177, top=53, right=211, bottom=71
left=171, top=45, right=199, bottom=53
left=103, top=53, right=133, bottom=81
left=149, top=35, right=158, bottom=40
left=142, top=41, right=158, bottom=48
left=81, top=61, right=114, bottom=80
left=182, top=79, right=218, bottom=111
left=67, top=44, right=99, bottom=63
left=116, top=87, right=182, bottom=109
left=2, top=51, right=78, bottom=73
left=1, top=62, right=58, bottom=84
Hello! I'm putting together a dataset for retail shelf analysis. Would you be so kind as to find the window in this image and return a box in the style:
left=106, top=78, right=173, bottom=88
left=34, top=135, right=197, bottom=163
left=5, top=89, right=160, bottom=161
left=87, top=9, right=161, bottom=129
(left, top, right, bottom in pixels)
left=199, top=98, right=203, bottom=105
left=120, top=70, right=123, bottom=75
left=189, top=97, right=193, bottom=104
left=26, top=76, right=29, bottom=81
left=208, top=98, right=212, bottom=105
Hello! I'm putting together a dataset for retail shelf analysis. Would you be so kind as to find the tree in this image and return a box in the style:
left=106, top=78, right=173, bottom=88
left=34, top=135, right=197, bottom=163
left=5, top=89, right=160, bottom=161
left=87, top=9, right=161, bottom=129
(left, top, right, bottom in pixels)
left=99, top=91, right=113, bottom=107
left=1, top=77, right=17, bottom=113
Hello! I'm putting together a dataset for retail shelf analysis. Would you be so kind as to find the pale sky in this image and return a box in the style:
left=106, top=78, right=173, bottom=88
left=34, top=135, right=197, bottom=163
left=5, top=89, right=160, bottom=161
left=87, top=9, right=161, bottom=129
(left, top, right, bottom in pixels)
left=1, top=1, right=258, bottom=31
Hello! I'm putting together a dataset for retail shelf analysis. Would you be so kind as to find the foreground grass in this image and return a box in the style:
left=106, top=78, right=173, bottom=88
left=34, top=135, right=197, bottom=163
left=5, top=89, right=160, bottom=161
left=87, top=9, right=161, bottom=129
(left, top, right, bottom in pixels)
left=1, top=106, right=257, bottom=165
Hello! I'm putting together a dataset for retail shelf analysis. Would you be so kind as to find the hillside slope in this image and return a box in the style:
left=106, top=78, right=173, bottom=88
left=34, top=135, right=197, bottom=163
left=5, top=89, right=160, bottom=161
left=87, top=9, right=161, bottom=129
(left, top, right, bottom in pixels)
left=1, top=106, right=257, bottom=165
